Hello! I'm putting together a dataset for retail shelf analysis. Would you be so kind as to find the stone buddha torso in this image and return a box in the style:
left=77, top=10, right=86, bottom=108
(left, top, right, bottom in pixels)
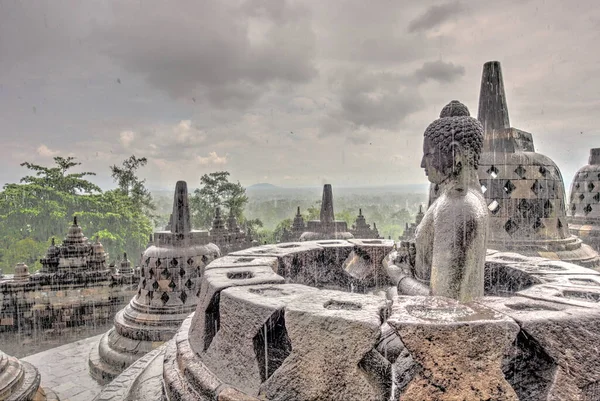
left=414, top=182, right=488, bottom=301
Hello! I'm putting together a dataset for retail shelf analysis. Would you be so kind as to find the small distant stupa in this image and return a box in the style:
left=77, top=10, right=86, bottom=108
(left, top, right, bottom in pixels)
left=568, top=148, right=600, bottom=254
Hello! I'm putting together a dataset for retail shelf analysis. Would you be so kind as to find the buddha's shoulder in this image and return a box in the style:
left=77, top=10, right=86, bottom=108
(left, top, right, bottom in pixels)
left=436, top=189, right=488, bottom=219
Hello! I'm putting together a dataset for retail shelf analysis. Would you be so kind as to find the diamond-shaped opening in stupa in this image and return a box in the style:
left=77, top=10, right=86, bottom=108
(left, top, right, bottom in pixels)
left=514, top=165, right=527, bottom=179
left=532, top=218, right=545, bottom=232
left=487, top=165, right=499, bottom=178
left=504, top=180, right=516, bottom=195
left=543, top=200, right=553, bottom=218
left=160, top=292, right=169, bottom=305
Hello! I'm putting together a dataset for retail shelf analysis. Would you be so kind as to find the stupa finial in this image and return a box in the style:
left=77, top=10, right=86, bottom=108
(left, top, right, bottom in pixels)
left=590, top=148, right=600, bottom=165
left=478, top=61, right=510, bottom=133
left=170, top=181, right=191, bottom=235
left=320, top=184, right=335, bottom=223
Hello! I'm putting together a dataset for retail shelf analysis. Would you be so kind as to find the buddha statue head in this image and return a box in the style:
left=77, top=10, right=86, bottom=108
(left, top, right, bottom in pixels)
left=420, top=101, right=484, bottom=185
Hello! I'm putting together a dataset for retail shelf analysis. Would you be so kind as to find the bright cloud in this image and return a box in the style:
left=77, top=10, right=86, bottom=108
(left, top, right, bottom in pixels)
left=196, top=152, right=228, bottom=167
left=119, top=131, right=135, bottom=148
left=36, top=144, right=60, bottom=157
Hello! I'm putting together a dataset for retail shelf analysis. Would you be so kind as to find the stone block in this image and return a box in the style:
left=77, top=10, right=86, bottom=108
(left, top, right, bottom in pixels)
left=480, top=296, right=600, bottom=400
left=202, top=284, right=316, bottom=395
left=388, top=296, right=520, bottom=400
left=205, top=256, right=279, bottom=272
left=188, top=265, right=285, bottom=354
left=259, top=289, right=391, bottom=400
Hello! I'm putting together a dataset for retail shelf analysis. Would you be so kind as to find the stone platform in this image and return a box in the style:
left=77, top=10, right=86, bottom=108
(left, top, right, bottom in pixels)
left=93, top=240, right=600, bottom=400
left=23, top=334, right=103, bottom=401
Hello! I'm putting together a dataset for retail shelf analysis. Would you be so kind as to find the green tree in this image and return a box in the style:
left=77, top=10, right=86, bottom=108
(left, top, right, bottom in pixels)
left=271, top=218, right=292, bottom=243
left=0, top=156, right=153, bottom=272
left=335, top=209, right=355, bottom=226
left=20, top=156, right=101, bottom=194
left=305, top=202, right=321, bottom=221
left=110, top=155, right=155, bottom=216
left=190, top=171, right=249, bottom=229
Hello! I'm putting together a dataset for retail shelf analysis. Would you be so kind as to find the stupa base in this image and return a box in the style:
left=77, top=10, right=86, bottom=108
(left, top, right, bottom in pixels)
left=488, top=235, right=600, bottom=270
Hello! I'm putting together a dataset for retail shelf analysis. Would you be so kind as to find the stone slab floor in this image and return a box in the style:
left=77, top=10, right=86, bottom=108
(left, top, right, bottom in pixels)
left=23, top=334, right=103, bottom=401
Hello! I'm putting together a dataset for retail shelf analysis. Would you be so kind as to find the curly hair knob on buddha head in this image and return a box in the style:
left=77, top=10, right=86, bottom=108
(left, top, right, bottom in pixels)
left=440, top=100, right=470, bottom=118
left=425, top=101, right=484, bottom=169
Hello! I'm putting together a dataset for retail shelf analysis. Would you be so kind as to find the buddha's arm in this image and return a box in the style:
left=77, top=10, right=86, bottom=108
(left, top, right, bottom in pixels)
left=397, top=274, right=430, bottom=296
left=383, top=250, right=429, bottom=296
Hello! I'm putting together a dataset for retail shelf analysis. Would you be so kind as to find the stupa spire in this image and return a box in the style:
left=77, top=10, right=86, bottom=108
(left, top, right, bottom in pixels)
left=170, top=181, right=191, bottom=234
left=320, top=184, right=335, bottom=224
left=478, top=61, right=510, bottom=134
left=590, top=148, right=600, bottom=165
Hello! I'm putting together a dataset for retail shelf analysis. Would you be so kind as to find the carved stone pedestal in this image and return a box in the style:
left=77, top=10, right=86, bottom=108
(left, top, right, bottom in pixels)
left=388, top=296, right=519, bottom=400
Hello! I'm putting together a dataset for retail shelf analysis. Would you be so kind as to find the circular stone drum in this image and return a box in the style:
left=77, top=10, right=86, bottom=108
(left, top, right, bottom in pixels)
left=96, top=240, right=600, bottom=401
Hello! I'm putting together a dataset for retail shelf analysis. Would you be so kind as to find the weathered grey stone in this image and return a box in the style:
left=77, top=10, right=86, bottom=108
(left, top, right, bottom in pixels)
left=92, top=344, right=166, bottom=401
left=350, top=209, right=380, bottom=239
left=89, top=245, right=600, bottom=401
left=0, top=349, right=47, bottom=401
left=478, top=60, right=510, bottom=134
left=209, top=207, right=257, bottom=254
left=202, top=284, right=313, bottom=395
left=473, top=61, right=600, bottom=269
left=0, top=217, right=136, bottom=340
left=89, top=181, right=220, bottom=383
left=388, top=296, right=520, bottom=400
left=569, top=148, right=600, bottom=255
left=188, top=264, right=285, bottom=355
left=387, top=100, right=489, bottom=302
left=258, top=289, right=391, bottom=401
left=204, top=256, right=279, bottom=272
left=480, top=296, right=600, bottom=400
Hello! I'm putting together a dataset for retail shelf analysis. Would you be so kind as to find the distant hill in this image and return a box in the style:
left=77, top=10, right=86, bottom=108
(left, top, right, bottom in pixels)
left=247, top=183, right=279, bottom=190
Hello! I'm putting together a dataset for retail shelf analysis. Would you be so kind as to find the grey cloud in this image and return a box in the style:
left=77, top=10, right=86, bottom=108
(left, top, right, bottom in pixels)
left=346, top=131, right=370, bottom=145
left=408, top=1, right=465, bottom=33
left=314, top=1, right=433, bottom=64
left=94, top=0, right=317, bottom=109
left=0, top=1, right=102, bottom=80
left=324, top=70, right=425, bottom=131
left=414, top=60, right=465, bottom=83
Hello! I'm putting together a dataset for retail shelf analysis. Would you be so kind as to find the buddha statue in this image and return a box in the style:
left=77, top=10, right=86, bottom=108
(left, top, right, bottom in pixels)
left=386, top=101, right=488, bottom=302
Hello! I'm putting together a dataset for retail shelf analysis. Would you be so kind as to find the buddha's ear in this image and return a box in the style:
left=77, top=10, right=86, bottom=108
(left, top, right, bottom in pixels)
left=448, top=141, right=465, bottom=171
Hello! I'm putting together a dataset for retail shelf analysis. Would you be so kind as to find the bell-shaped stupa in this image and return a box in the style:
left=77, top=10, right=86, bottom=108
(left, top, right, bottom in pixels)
left=475, top=61, right=599, bottom=267
left=88, top=181, right=220, bottom=383
left=0, top=349, right=57, bottom=400
left=568, top=148, right=600, bottom=253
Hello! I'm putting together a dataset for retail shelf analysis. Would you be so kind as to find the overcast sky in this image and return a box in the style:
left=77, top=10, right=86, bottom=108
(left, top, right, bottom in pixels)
left=1, top=0, right=599, bottom=191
